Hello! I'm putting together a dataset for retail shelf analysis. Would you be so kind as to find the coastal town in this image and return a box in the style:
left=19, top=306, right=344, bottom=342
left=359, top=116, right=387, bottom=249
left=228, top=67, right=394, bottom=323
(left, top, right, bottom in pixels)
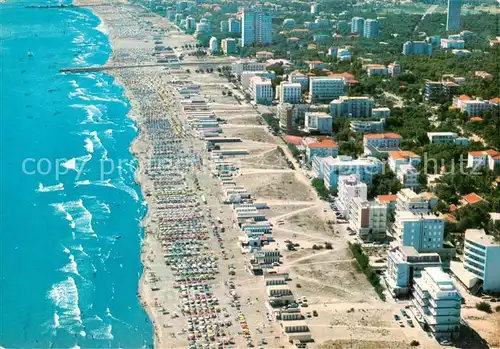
left=74, top=0, right=500, bottom=348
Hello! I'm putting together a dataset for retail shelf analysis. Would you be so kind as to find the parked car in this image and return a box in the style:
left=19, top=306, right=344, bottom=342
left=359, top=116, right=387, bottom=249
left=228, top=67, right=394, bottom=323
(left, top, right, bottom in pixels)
left=312, top=310, right=318, bottom=317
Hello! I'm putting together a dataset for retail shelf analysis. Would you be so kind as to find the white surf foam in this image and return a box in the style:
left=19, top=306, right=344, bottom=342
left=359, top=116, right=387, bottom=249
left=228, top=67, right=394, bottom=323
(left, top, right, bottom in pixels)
left=90, top=324, right=114, bottom=340
left=60, top=154, right=92, bottom=173
left=53, top=311, right=60, bottom=329
left=80, top=131, right=107, bottom=159
left=72, top=35, right=85, bottom=44
left=60, top=254, right=80, bottom=276
left=71, top=104, right=104, bottom=124
left=52, top=199, right=95, bottom=235
left=37, top=183, right=64, bottom=193
left=74, top=179, right=137, bottom=200
left=47, top=277, right=82, bottom=330
left=84, top=138, right=94, bottom=153
left=69, top=80, right=79, bottom=88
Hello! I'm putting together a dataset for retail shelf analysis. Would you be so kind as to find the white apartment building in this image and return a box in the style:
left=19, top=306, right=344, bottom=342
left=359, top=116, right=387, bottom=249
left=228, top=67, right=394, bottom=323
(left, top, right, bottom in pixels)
left=413, top=267, right=461, bottom=339
left=363, top=19, right=379, bottom=38
left=349, top=197, right=387, bottom=241
left=337, top=48, right=352, bottom=61
left=309, top=77, right=347, bottom=103
left=460, top=100, right=493, bottom=116
left=288, top=71, right=309, bottom=91
left=395, top=188, right=433, bottom=214
left=278, top=81, right=302, bottom=104
left=441, top=38, right=465, bottom=49
left=304, top=112, right=333, bottom=135
left=249, top=76, right=274, bottom=104
left=209, top=36, right=219, bottom=54
left=241, top=70, right=274, bottom=90
left=241, top=9, right=272, bottom=47
left=351, top=16, right=365, bottom=35
left=467, top=149, right=500, bottom=171
left=365, top=64, right=388, bottom=76
left=336, top=174, right=368, bottom=218
left=330, top=96, right=374, bottom=118
left=363, top=133, right=402, bottom=155
left=388, top=151, right=421, bottom=172
left=463, top=229, right=500, bottom=292
left=387, top=245, right=442, bottom=297
left=427, top=132, right=459, bottom=144
left=388, top=62, right=402, bottom=77
left=232, top=60, right=266, bottom=75
left=322, top=156, right=384, bottom=189
left=397, top=164, right=419, bottom=189
left=372, top=107, right=391, bottom=118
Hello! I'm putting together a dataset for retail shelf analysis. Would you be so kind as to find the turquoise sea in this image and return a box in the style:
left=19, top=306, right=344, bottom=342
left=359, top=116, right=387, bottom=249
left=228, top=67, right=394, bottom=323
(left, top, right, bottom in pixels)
left=0, top=1, right=153, bottom=347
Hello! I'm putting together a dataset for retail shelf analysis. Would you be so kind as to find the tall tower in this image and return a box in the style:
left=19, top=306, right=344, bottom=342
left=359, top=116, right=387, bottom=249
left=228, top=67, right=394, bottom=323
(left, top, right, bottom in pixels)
left=351, top=17, right=365, bottom=36
left=242, top=9, right=272, bottom=47
left=446, top=0, right=461, bottom=33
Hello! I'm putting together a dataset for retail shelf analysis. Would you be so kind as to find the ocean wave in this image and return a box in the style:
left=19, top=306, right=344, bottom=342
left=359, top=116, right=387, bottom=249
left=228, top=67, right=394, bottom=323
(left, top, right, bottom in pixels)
left=60, top=154, right=92, bottom=172
left=90, top=323, right=114, bottom=340
left=69, top=80, right=79, bottom=88
left=84, top=138, right=94, bottom=153
left=53, top=311, right=60, bottom=329
left=37, top=182, right=64, bottom=193
left=47, top=277, right=83, bottom=331
left=71, top=104, right=104, bottom=124
left=69, top=88, right=127, bottom=106
left=72, top=35, right=85, bottom=44
left=60, top=254, right=80, bottom=276
left=52, top=199, right=95, bottom=235
left=75, top=179, right=139, bottom=201
left=80, top=131, right=107, bottom=159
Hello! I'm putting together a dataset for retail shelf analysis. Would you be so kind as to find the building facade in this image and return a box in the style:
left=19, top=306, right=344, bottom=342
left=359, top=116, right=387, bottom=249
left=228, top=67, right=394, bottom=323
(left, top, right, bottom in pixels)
left=309, top=77, right=347, bottom=103
left=330, top=96, right=374, bottom=118
left=351, top=17, right=365, bottom=35
left=228, top=18, right=241, bottom=34
left=322, top=156, right=384, bottom=189
left=446, top=0, right=462, bottom=33
left=394, top=212, right=445, bottom=252
left=249, top=76, right=274, bottom=104
left=387, top=245, right=442, bottom=297
left=413, top=267, right=461, bottom=339
left=278, top=81, right=302, bottom=104
left=242, top=9, right=272, bottom=46
left=463, top=229, right=500, bottom=292
left=349, top=198, right=387, bottom=241
left=336, top=174, right=368, bottom=218
left=363, top=19, right=379, bottom=38
left=304, top=112, right=333, bottom=135
left=403, top=41, right=433, bottom=56
left=278, top=103, right=310, bottom=132
left=221, top=38, right=238, bottom=55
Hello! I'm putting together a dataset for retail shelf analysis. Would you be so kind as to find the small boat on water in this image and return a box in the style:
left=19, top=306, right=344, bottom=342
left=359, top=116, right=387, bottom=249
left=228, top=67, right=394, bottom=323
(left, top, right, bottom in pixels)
left=27, top=50, right=34, bottom=57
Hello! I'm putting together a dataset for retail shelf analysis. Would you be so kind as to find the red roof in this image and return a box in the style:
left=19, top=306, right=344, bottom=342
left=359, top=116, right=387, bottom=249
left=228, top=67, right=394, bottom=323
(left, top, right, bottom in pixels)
left=364, top=133, right=402, bottom=140
left=308, top=139, right=338, bottom=149
left=458, top=95, right=471, bottom=101
left=470, top=117, right=483, bottom=122
left=490, top=97, right=500, bottom=103
left=377, top=194, right=398, bottom=203
left=283, top=135, right=302, bottom=145
left=462, top=192, right=483, bottom=205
